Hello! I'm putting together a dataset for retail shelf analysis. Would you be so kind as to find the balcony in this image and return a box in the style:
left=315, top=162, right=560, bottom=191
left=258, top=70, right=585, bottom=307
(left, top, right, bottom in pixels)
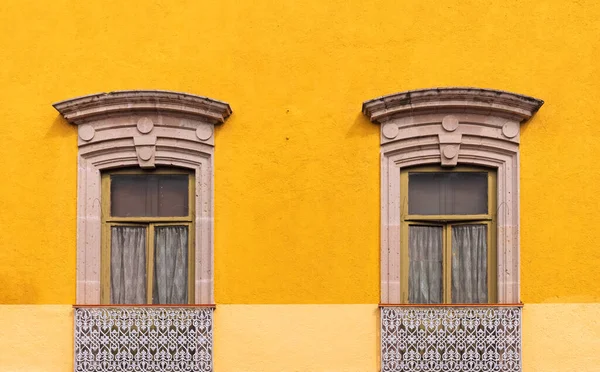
left=380, top=305, right=522, bottom=372
left=74, top=305, right=214, bottom=372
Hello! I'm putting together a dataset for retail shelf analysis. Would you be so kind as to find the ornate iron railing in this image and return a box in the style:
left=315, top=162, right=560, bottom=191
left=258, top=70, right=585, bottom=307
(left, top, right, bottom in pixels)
left=381, top=305, right=522, bottom=372
left=74, top=306, right=214, bottom=372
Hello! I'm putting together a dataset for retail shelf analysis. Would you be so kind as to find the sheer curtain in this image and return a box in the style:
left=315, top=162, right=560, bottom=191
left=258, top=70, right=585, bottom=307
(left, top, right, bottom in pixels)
left=451, top=224, right=488, bottom=303
left=153, top=226, right=189, bottom=304
left=110, top=226, right=147, bottom=304
left=409, top=225, right=443, bottom=303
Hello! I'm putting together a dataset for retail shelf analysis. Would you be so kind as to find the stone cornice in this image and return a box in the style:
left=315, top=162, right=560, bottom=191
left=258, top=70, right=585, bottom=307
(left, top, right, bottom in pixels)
left=362, top=87, right=543, bottom=124
left=53, top=90, right=232, bottom=125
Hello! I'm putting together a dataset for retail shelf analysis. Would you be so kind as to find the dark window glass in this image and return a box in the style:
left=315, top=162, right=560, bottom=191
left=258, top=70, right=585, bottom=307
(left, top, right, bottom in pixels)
left=408, top=172, right=488, bottom=215
left=111, top=174, right=189, bottom=217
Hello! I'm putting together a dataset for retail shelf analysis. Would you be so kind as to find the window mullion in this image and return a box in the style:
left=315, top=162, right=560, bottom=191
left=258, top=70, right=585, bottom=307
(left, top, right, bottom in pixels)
left=444, top=224, right=452, bottom=304
left=146, top=224, right=154, bottom=304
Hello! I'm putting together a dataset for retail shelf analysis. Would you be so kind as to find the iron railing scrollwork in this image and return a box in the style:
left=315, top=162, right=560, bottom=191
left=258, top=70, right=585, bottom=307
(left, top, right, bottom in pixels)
left=381, top=306, right=522, bottom=372
left=74, top=306, right=214, bottom=372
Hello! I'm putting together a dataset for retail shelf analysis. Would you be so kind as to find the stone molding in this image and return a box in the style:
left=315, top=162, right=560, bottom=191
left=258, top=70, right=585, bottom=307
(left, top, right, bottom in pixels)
left=362, top=87, right=542, bottom=124
left=54, top=90, right=233, bottom=304
left=363, top=87, right=543, bottom=304
left=53, top=90, right=232, bottom=125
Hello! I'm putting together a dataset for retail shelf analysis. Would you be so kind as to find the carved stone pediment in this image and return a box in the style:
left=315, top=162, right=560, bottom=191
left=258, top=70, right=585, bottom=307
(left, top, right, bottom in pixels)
left=54, top=90, right=232, bottom=168
left=363, top=87, right=543, bottom=168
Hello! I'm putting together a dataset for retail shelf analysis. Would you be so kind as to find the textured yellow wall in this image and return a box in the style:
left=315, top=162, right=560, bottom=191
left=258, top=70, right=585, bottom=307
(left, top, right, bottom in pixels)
left=0, top=1, right=599, bottom=304
left=0, top=306, right=73, bottom=371
left=521, top=304, right=600, bottom=371
left=214, top=305, right=379, bottom=371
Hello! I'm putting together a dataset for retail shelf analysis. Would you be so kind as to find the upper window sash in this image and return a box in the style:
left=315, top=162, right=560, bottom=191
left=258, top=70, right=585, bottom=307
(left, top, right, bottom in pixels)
left=102, top=168, right=195, bottom=223
left=401, top=166, right=496, bottom=222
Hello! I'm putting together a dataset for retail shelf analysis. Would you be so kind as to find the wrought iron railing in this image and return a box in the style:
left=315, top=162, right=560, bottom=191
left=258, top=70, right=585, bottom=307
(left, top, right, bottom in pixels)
left=74, top=305, right=214, bottom=372
left=380, top=305, right=522, bottom=372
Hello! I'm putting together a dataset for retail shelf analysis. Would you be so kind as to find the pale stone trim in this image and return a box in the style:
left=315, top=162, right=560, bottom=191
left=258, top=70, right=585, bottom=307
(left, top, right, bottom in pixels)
left=54, top=90, right=232, bottom=304
left=53, top=90, right=231, bottom=125
left=363, top=87, right=543, bottom=304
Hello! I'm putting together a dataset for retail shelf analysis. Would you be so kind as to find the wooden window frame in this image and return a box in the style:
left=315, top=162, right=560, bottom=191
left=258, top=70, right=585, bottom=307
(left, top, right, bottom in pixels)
left=100, top=168, right=196, bottom=304
left=54, top=90, right=232, bottom=305
left=362, top=87, right=543, bottom=304
left=400, top=165, right=497, bottom=304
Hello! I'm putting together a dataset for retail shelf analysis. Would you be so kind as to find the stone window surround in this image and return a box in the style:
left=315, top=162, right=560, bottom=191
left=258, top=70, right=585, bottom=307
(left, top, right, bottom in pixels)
left=54, top=90, right=232, bottom=305
left=362, top=87, right=543, bottom=304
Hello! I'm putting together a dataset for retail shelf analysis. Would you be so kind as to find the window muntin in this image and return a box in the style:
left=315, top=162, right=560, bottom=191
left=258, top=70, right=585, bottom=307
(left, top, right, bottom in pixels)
left=101, top=168, right=195, bottom=304
left=401, top=166, right=496, bottom=304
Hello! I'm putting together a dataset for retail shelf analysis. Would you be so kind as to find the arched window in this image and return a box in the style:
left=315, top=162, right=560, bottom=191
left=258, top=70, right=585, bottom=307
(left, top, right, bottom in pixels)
left=365, top=88, right=543, bottom=371
left=362, top=87, right=543, bottom=304
left=54, top=90, right=232, bottom=305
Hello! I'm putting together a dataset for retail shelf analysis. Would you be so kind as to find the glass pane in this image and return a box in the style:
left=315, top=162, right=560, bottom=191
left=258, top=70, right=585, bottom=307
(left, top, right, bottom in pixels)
left=153, top=226, right=189, bottom=304
left=157, top=176, right=189, bottom=217
left=110, top=226, right=147, bottom=304
left=111, top=176, right=148, bottom=217
left=408, top=225, right=443, bottom=304
left=111, top=174, right=189, bottom=217
left=408, top=172, right=488, bottom=215
left=451, top=224, right=488, bottom=303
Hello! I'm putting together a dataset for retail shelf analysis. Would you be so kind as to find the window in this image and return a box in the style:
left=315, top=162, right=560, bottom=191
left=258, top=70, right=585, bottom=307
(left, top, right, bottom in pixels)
left=53, top=90, right=232, bottom=304
left=400, top=166, right=496, bottom=304
left=362, top=87, right=544, bottom=304
left=101, top=168, right=195, bottom=304
left=57, top=91, right=230, bottom=372
left=364, top=88, right=543, bottom=372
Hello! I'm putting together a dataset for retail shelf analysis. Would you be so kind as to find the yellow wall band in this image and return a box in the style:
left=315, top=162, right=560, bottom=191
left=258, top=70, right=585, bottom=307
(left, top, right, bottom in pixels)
left=1, top=304, right=599, bottom=372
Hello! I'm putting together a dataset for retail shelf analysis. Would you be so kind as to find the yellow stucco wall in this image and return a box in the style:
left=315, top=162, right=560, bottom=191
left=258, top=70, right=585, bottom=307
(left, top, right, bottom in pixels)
left=2, top=304, right=599, bottom=372
left=522, top=304, right=600, bottom=372
left=0, top=1, right=599, bottom=305
left=213, top=305, right=379, bottom=371
left=0, top=306, right=73, bottom=372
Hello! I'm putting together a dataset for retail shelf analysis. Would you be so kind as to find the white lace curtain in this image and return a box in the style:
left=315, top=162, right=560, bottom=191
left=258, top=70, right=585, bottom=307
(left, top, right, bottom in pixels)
left=110, top=225, right=188, bottom=304
left=409, top=224, right=487, bottom=303
left=409, top=226, right=443, bottom=303
left=153, top=226, right=189, bottom=304
left=110, top=226, right=147, bottom=304
left=452, top=225, right=487, bottom=303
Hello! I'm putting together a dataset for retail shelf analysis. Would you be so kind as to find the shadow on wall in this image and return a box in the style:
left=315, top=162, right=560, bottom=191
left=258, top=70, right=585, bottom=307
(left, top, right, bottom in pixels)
left=46, top=114, right=76, bottom=140
left=347, top=113, right=379, bottom=139
left=0, top=272, right=37, bottom=303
